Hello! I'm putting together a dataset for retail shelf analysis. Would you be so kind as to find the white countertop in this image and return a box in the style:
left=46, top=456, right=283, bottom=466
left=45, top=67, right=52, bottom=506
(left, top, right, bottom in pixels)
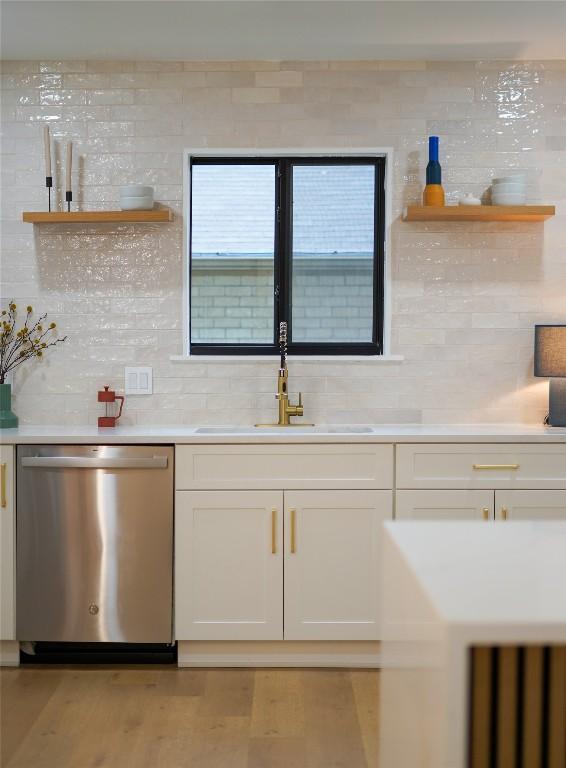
left=2, top=423, right=566, bottom=444
left=384, top=521, right=566, bottom=634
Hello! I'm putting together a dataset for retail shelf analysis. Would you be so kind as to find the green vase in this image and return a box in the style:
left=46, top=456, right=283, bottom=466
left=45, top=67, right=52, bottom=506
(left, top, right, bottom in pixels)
left=0, top=383, right=18, bottom=429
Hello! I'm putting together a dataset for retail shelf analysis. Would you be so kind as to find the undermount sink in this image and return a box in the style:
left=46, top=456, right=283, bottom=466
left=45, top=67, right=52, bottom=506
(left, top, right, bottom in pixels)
left=195, top=425, right=373, bottom=434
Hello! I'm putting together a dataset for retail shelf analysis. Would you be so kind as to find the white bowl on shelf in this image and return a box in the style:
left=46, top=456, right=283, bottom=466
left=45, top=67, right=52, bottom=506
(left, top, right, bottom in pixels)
left=492, top=192, right=527, bottom=206
left=492, top=184, right=526, bottom=197
left=493, top=172, right=527, bottom=183
left=493, top=178, right=526, bottom=186
left=119, top=185, right=154, bottom=198
left=120, top=195, right=155, bottom=211
left=492, top=178, right=525, bottom=186
left=491, top=179, right=527, bottom=189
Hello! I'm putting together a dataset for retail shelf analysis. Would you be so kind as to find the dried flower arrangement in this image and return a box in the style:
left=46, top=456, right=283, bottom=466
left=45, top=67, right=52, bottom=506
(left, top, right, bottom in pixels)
left=0, top=302, right=66, bottom=384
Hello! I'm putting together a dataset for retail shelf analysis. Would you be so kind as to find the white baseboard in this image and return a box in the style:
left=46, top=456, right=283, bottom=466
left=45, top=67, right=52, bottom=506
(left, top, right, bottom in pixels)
left=177, top=640, right=382, bottom=668
left=0, top=641, right=19, bottom=667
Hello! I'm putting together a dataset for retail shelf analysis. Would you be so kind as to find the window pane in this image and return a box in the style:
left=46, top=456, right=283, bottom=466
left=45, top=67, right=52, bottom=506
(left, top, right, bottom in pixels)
left=191, top=163, right=275, bottom=345
left=291, top=164, right=375, bottom=343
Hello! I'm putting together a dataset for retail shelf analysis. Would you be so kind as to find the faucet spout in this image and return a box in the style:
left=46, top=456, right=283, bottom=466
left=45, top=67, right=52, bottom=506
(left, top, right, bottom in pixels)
left=279, top=320, right=288, bottom=371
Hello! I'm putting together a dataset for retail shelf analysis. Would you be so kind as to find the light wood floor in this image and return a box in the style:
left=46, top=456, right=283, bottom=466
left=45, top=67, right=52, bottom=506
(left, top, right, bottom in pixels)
left=0, top=666, right=379, bottom=768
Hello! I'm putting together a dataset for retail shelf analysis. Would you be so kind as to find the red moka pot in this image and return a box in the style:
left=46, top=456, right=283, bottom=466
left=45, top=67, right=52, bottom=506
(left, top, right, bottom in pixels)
left=97, top=386, right=124, bottom=428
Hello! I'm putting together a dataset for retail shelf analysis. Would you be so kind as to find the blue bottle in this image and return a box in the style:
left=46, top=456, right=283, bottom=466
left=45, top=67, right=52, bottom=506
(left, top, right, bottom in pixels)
left=423, top=135, right=445, bottom=206
left=426, top=136, right=442, bottom=185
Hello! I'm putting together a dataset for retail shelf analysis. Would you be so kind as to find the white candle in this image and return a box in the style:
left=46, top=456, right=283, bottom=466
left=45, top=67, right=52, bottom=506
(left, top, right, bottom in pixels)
left=66, top=141, right=72, bottom=192
left=43, top=125, right=51, bottom=178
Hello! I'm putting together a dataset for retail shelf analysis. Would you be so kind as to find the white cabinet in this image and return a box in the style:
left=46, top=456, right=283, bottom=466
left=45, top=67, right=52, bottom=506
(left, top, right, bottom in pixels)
left=395, top=444, right=566, bottom=526
left=396, top=444, right=566, bottom=490
left=175, top=446, right=394, bottom=645
left=396, top=490, right=494, bottom=520
left=396, top=489, right=566, bottom=522
left=175, top=488, right=393, bottom=642
left=495, top=490, right=566, bottom=521
left=284, top=490, right=392, bottom=640
left=176, top=444, right=393, bottom=490
left=173, top=439, right=566, bottom=658
left=0, top=446, right=15, bottom=640
left=175, top=490, right=283, bottom=640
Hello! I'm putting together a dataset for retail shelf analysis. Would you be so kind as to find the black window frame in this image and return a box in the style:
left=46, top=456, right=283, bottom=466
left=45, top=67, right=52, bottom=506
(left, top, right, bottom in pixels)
left=188, top=155, right=386, bottom=356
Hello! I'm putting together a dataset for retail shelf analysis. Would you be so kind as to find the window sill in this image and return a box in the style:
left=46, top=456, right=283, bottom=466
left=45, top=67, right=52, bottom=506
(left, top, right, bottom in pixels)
left=170, top=354, right=404, bottom=364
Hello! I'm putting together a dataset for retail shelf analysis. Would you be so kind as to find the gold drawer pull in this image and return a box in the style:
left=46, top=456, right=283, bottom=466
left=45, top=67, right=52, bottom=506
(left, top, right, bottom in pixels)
left=482, top=507, right=490, bottom=521
left=473, top=464, right=520, bottom=471
left=290, top=508, right=296, bottom=554
left=501, top=507, right=508, bottom=521
left=271, top=509, right=277, bottom=554
left=1, top=463, right=6, bottom=508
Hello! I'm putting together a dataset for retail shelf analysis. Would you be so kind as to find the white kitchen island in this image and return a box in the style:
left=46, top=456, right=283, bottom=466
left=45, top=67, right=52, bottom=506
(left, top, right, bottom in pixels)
left=379, top=522, right=566, bottom=768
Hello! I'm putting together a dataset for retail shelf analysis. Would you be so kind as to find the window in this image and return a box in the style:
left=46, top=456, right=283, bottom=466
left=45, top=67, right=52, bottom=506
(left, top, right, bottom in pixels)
left=188, top=155, right=386, bottom=355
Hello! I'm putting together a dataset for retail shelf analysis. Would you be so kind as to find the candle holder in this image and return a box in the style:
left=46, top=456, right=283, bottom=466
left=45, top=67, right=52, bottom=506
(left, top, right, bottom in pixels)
left=46, top=176, right=53, bottom=212
left=66, top=190, right=72, bottom=213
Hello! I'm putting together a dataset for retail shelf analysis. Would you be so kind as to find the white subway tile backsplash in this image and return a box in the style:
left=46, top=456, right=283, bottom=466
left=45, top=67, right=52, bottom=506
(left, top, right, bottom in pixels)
left=86, top=89, right=135, bottom=106
left=1, top=57, right=564, bottom=426
left=255, top=70, right=303, bottom=88
left=232, top=87, right=281, bottom=104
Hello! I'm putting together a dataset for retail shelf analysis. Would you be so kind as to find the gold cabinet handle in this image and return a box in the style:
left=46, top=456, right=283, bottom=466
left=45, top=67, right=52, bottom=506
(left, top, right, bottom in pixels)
left=1, top=463, right=6, bottom=508
left=473, top=464, right=520, bottom=471
left=290, top=508, right=296, bottom=554
left=482, top=507, right=490, bottom=521
left=501, top=507, right=508, bottom=521
left=271, top=509, right=277, bottom=554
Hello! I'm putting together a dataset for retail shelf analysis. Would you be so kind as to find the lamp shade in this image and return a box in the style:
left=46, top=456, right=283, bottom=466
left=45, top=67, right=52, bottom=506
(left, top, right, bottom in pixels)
left=534, top=325, right=566, bottom=377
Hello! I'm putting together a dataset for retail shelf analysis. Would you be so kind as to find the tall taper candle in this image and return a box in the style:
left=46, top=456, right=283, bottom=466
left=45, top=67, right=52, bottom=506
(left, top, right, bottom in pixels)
left=43, top=125, right=51, bottom=177
left=65, top=141, right=72, bottom=192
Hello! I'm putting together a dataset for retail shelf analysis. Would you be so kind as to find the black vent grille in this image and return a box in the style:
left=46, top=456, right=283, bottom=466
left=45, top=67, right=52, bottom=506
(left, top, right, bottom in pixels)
left=469, top=645, right=565, bottom=768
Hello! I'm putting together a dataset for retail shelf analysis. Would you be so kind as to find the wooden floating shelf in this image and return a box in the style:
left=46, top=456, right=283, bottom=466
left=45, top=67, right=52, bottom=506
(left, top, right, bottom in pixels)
left=22, top=208, right=173, bottom=224
left=403, top=205, right=555, bottom=223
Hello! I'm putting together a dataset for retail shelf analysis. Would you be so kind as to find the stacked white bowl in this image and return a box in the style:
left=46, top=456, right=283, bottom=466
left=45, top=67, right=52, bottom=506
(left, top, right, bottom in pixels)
left=119, top=185, right=154, bottom=210
left=491, top=173, right=527, bottom=206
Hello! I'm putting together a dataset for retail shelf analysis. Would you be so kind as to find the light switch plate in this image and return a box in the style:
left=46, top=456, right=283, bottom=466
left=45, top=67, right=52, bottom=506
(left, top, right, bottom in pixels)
left=124, top=366, right=153, bottom=395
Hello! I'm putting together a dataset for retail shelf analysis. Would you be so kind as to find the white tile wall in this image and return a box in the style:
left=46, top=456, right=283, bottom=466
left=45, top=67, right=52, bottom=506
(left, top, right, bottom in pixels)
left=1, top=59, right=565, bottom=426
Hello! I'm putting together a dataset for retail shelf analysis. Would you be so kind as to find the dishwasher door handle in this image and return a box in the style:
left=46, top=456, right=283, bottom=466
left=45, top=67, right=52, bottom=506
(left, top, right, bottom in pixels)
left=21, top=456, right=169, bottom=469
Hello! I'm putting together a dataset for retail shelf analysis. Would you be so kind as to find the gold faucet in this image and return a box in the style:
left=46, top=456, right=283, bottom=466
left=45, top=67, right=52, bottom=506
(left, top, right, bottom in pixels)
left=255, top=322, right=313, bottom=427
left=275, top=366, right=304, bottom=425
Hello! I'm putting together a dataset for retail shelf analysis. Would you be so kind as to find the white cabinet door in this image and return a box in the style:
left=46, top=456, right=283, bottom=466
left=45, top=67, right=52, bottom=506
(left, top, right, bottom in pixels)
left=396, top=490, right=495, bottom=521
left=284, top=490, right=392, bottom=641
left=495, top=490, right=566, bottom=521
left=175, top=490, right=283, bottom=640
left=0, top=446, right=15, bottom=640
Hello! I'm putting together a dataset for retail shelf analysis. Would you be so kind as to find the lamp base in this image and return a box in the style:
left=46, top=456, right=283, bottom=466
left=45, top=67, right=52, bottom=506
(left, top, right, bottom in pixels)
left=548, top=379, right=566, bottom=427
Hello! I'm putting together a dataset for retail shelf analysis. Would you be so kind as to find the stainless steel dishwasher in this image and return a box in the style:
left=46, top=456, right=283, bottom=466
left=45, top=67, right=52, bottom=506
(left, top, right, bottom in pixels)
left=17, top=445, right=173, bottom=644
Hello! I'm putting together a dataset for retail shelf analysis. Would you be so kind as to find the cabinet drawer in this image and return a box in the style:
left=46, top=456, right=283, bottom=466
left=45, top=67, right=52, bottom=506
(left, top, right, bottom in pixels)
left=176, top=444, right=393, bottom=490
left=396, top=444, right=566, bottom=490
